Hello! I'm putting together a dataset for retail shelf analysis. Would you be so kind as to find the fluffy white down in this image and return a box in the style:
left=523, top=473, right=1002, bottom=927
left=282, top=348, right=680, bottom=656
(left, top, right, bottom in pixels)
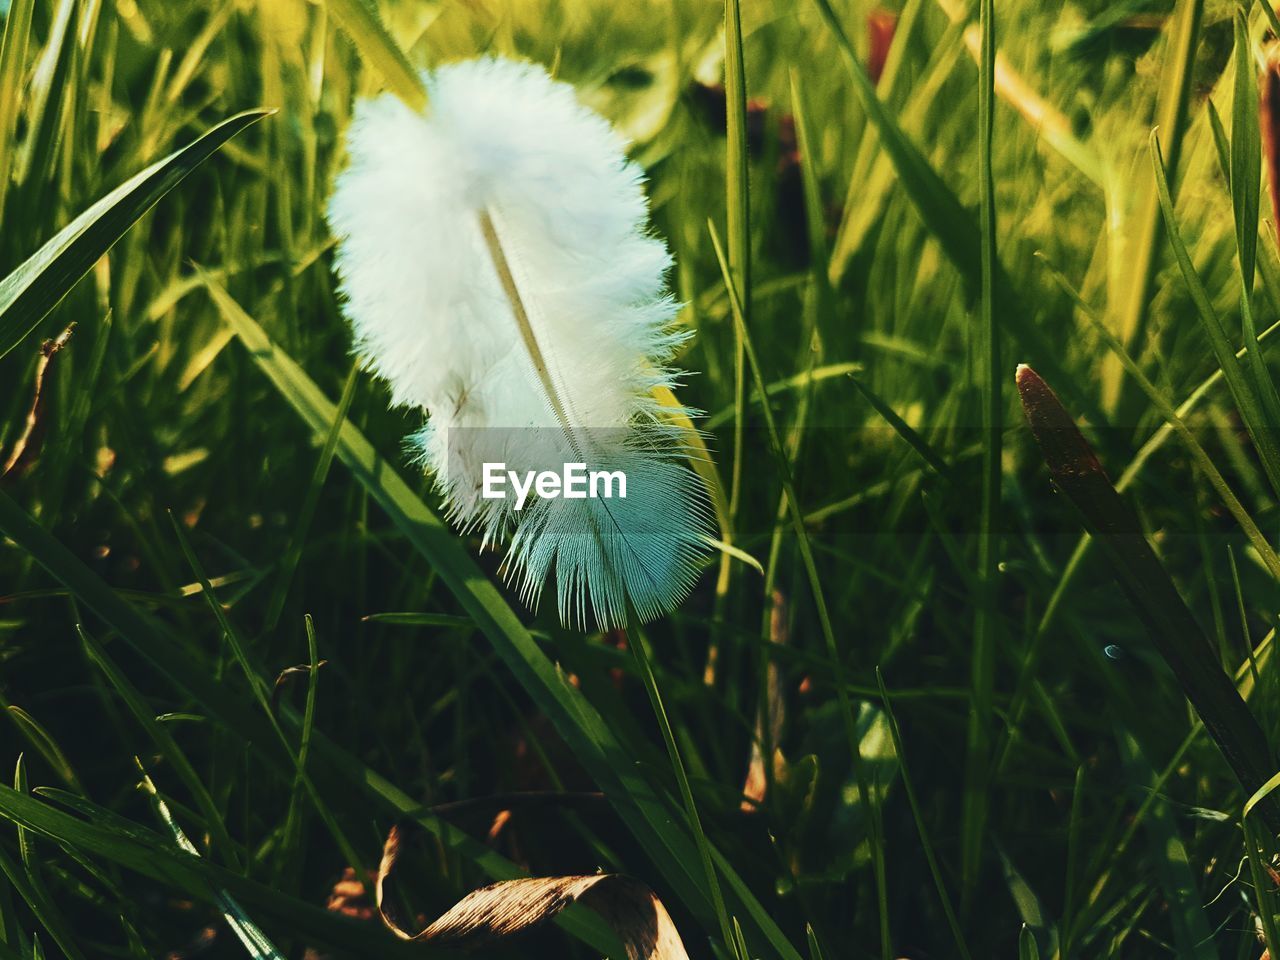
left=327, top=57, right=710, bottom=628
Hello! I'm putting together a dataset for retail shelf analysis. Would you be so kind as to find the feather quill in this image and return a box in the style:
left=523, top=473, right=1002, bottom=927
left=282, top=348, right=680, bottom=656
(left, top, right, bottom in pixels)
left=327, top=57, right=712, bottom=628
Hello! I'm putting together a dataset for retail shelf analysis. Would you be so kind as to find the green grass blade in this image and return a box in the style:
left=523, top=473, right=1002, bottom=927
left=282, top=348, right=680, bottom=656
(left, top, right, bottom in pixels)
left=1116, top=731, right=1219, bottom=960
left=206, top=275, right=804, bottom=960
left=0, top=109, right=270, bottom=360
left=361, top=612, right=475, bottom=629
left=962, top=0, right=1001, bottom=897
left=263, top=362, right=359, bottom=631
left=325, top=0, right=426, bottom=111
left=0, top=0, right=35, bottom=219
left=809, top=0, right=1096, bottom=422
left=723, top=0, right=750, bottom=307
left=708, top=220, right=887, bottom=957
left=278, top=615, right=322, bottom=888
left=138, top=769, right=284, bottom=960
left=1244, top=815, right=1280, bottom=959
left=15, top=0, right=75, bottom=193
left=1016, top=364, right=1280, bottom=834
left=1230, top=12, right=1280, bottom=432
left=628, top=622, right=735, bottom=951
left=78, top=624, right=242, bottom=870
left=997, top=287, right=1280, bottom=777
left=0, top=845, right=82, bottom=960
left=849, top=375, right=952, bottom=480
left=0, top=707, right=80, bottom=794
left=720, top=0, right=751, bottom=620
left=877, top=668, right=972, bottom=960
left=1233, top=11, right=1262, bottom=292
left=1152, top=129, right=1280, bottom=497
left=1100, top=0, right=1202, bottom=409
left=703, top=363, right=861, bottom=430
left=809, top=0, right=976, bottom=281
left=0, top=492, right=624, bottom=956
left=1018, top=924, right=1040, bottom=960
left=1060, top=765, right=1086, bottom=960
left=0, top=784, right=421, bottom=959
left=6, top=758, right=83, bottom=960
left=1042, top=259, right=1280, bottom=580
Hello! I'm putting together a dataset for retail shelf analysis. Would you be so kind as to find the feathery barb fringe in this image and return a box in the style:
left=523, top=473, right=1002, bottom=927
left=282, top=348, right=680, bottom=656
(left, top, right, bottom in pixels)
left=327, top=57, right=712, bottom=629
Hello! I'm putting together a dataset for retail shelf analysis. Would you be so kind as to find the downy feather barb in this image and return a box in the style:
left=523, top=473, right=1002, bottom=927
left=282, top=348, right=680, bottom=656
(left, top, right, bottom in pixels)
left=327, top=56, right=712, bottom=629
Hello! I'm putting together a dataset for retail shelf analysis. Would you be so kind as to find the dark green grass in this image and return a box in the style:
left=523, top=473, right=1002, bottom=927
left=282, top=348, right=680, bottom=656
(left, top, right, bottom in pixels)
left=4, top=0, right=1280, bottom=958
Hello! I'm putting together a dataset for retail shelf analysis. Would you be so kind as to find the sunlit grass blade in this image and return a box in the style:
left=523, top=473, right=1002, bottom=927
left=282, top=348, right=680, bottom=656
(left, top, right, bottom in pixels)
left=1229, top=12, right=1280, bottom=434
left=718, top=0, right=751, bottom=647
left=809, top=0, right=975, bottom=281
left=703, top=363, right=860, bottom=430
left=325, top=0, right=426, bottom=111
left=808, top=0, right=1095, bottom=421
left=0, top=109, right=269, bottom=360
left=0, top=0, right=35, bottom=219
left=652, top=382, right=731, bottom=544
left=827, top=0, right=925, bottom=284
left=1152, top=129, right=1280, bottom=497
left=1099, top=0, right=1202, bottom=410
left=1041, top=259, right=1280, bottom=580
left=723, top=0, right=750, bottom=307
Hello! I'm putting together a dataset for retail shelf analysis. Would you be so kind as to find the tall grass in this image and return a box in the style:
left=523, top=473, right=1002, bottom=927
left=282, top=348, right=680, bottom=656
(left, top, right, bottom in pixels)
left=3, top=1, right=1280, bottom=958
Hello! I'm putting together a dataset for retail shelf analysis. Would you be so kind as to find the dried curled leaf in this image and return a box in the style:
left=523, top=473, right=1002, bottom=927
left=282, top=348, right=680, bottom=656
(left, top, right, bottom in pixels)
left=376, top=825, right=690, bottom=959
left=269, top=660, right=327, bottom=711
left=1, top=324, right=74, bottom=484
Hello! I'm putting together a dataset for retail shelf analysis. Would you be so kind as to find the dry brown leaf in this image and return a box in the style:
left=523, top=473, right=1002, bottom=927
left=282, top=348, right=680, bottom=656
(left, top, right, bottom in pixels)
left=1, top=324, right=74, bottom=485
left=269, top=660, right=328, bottom=711
left=867, top=9, right=897, bottom=85
left=376, top=824, right=690, bottom=959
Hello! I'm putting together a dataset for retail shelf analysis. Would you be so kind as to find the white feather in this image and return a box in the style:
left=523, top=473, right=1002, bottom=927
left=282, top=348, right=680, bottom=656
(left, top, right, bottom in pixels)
left=327, top=56, right=712, bottom=628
